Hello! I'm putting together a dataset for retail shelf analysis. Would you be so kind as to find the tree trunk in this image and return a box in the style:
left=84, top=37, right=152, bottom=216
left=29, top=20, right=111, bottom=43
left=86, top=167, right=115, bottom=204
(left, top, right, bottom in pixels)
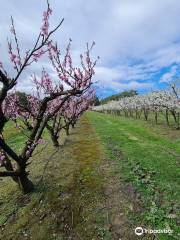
left=165, top=109, right=169, bottom=126
left=171, top=110, right=177, bottom=124
left=155, top=111, right=158, bottom=124
left=47, top=125, right=59, bottom=147
left=18, top=172, right=34, bottom=194
left=66, top=126, right=70, bottom=135
left=50, top=134, right=59, bottom=147
left=177, top=112, right=180, bottom=130
left=135, top=110, right=138, bottom=119
left=144, top=109, right=148, bottom=121
left=4, top=157, right=19, bottom=183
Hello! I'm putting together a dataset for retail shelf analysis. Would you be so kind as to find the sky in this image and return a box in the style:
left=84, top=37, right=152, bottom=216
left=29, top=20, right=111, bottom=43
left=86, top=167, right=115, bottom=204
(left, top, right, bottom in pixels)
left=0, top=0, right=180, bottom=98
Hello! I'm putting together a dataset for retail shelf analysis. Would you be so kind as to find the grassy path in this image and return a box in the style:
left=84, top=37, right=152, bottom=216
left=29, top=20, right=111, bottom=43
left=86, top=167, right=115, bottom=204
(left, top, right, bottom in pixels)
left=1, top=112, right=178, bottom=239
left=86, top=111, right=180, bottom=240
left=0, top=115, right=138, bottom=240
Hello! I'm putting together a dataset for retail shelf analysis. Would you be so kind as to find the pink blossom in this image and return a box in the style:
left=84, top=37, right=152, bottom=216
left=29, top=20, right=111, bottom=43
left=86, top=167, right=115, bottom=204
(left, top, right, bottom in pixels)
left=37, top=138, right=45, bottom=145
left=41, top=7, right=52, bottom=36
left=33, top=49, right=45, bottom=62
left=0, top=152, right=5, bottom=167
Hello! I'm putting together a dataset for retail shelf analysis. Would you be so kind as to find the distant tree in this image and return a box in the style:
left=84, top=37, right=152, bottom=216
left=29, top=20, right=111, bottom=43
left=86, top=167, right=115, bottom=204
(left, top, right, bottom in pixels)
left=119, top=90, right=138, bottom=98
left=100, top=90, right=138, bottom=104
left=93, top=95, right=100, bottom=106
left=94, top=89, right=179, bottom=129
left=16, top=91, right=29, bottom=109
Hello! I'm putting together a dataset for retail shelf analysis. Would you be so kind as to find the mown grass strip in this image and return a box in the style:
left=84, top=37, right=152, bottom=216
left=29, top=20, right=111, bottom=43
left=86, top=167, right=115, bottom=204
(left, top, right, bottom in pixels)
left=87, top=111, right=180, bottom=240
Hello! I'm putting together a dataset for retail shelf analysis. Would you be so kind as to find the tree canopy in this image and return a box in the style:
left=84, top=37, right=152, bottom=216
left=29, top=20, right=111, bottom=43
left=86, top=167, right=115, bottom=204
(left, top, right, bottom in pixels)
left=100, top=90, right=138, bottom=104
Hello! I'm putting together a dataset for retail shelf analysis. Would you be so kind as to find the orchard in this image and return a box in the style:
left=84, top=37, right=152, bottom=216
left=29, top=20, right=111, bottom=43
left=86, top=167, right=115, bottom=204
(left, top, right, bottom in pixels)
left=0, top=1, right=179, bottom=239
left=93, top=85, right=180, bottom=129
left=0, top=2, right=97, bottom=194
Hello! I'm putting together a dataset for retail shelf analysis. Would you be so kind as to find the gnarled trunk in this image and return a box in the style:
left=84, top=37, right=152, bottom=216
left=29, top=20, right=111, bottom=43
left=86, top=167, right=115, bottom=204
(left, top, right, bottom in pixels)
left=18, top=172, right=34, bottom=194
left=47, top=125, right=60, bottom=147
left=15, top=161, right=34, bottom=194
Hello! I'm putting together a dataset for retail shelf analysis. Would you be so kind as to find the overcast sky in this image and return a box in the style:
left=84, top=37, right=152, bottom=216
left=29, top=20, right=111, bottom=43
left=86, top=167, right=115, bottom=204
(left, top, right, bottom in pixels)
left=0, top=0, right=180, bottom=97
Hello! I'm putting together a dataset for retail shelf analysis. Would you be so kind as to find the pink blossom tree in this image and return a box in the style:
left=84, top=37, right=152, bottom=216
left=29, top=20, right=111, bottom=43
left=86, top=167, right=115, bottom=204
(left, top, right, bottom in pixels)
left=0, top=3, right=97, bottom=193
left=46, top=89, right=95, bottom=147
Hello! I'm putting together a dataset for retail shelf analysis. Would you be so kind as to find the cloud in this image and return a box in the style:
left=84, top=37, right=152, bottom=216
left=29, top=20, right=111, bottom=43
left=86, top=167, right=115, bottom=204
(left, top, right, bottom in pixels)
left=95, top=66, right=154, bottom=93
left=160, top=66, right=178, bottom=83
left=0, top=0, right=180, bottom=96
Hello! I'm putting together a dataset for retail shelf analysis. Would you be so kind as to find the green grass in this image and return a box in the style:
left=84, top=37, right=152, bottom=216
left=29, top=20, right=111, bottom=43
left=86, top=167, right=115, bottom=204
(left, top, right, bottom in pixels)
left=3, top=121, right=28, bottom=153
left=1, top=115, right=179, bottom=239
left=86, top=111, right=180, bottom=240
left=0, top=118, right=113, bottom=240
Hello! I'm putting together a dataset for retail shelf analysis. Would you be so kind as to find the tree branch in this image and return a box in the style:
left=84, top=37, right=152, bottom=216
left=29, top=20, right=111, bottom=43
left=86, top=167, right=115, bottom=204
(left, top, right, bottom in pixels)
left=0, top=138, right=21, bottom=163
left=0, top=171, right=19, bottom=177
